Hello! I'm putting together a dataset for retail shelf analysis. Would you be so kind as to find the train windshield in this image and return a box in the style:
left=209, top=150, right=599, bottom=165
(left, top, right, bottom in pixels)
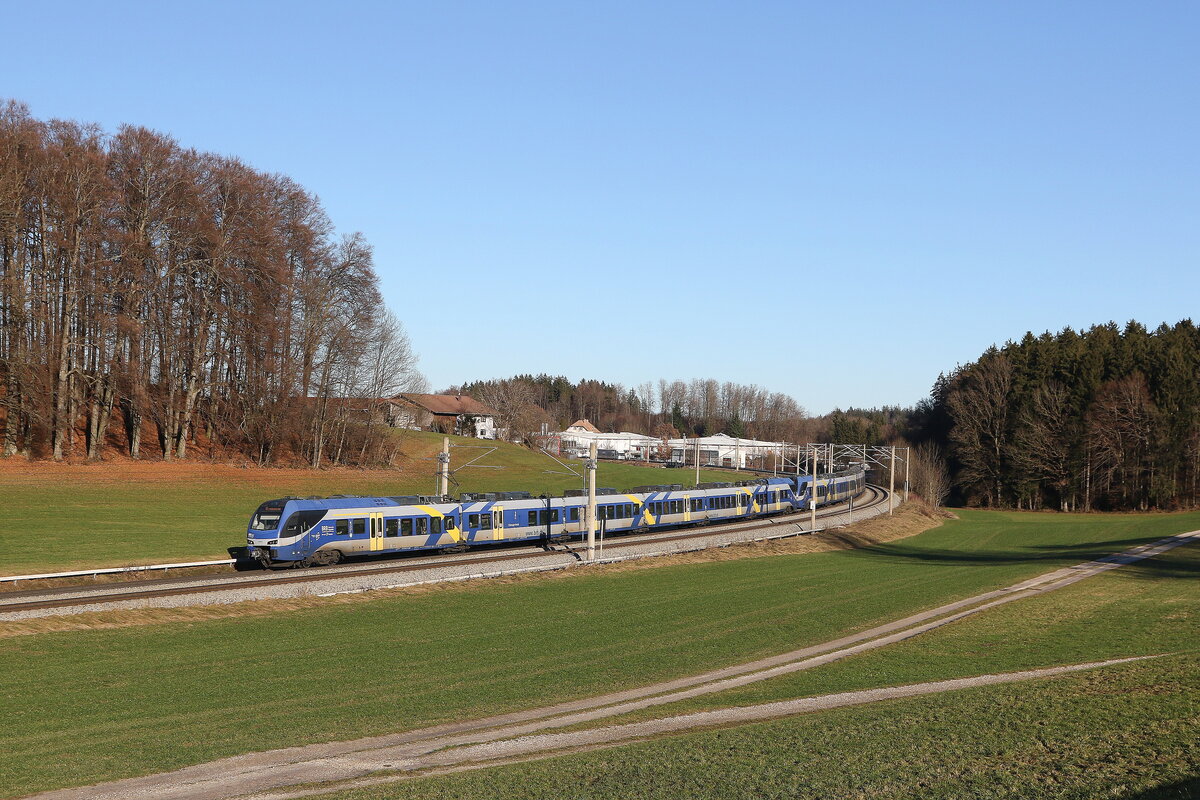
left=250, top=500, right=287, bottom=530
left=281, top=510, right=327, bottom=536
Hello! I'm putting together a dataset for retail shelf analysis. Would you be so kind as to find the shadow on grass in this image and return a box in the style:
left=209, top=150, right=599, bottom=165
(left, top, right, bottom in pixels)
left=840, top=535, right=1200, bottom=579
left=1120, top=776, right=1200, bottom=799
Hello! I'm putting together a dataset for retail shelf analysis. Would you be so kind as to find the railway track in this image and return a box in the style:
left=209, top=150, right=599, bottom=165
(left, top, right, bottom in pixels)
left=0, top=485, right=891, bottom=617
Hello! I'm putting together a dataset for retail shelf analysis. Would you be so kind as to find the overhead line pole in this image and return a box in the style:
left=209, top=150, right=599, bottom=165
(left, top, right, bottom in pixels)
left=438, top=437, right=450, bottom=499
left=889, top=445, right=896, bottom=516
left=810, top=447, right=818, bottom=533
left=904, top=450, right=911, bottom=502
left=586, top=441, right=598, bottom=562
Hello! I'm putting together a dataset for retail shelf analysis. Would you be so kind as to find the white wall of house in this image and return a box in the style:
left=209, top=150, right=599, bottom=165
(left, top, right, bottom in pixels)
left=472, top=415, right=497, bottom=439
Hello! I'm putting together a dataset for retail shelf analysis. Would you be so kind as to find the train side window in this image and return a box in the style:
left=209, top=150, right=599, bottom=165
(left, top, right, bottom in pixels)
left=468, top=513, right=480, bottom=528
left=446, top=517, right=456, bottom=531
left=528, top=511, right=537, bottom=525
left=415, top=517, right=427, bottom=535
left=569, top=507, right=580, bottom=521
left=385, top=518, right=398, bottom=537
left=336, top=519, right=349, bottom=535
left=401, top=518, right=413, bottom=535
left=352, top=518, right=367, bottom=535
left=431, top=517, right=442, bottom=534
left=494, top=511, right=502, bottom=528
left=550, top=509, right=559, bottom=522
left=480, top=514, right=492, bottom=530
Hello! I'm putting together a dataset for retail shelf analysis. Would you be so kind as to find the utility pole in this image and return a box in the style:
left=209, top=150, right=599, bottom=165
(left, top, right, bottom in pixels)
left=438, top=437, right=450, bottom=499
left=810, top=447, right=818, bottom=533
left=904, top=448, right=910, bottom=502
left=694, top=439, right=700, bottom=486
left=735, top=437, right=740, bottom=471
left=586, top=440, right=598, bottom=562
left=889, top=445, right=896, bottom=516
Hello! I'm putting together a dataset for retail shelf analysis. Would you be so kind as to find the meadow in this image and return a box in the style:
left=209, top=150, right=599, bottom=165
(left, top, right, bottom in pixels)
left=0, top=507, right=1196, bottom=797
left=344, top=527, right=1199, bottom=799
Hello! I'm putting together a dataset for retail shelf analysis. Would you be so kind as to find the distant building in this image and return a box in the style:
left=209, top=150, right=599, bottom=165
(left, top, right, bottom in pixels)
left=394, top=393, right=500, bottom=439
left=663, top=433, right=784, bottom=469
left=552, top=420, right=659, bottom=460
left=548, top=426, right=785, bottom=467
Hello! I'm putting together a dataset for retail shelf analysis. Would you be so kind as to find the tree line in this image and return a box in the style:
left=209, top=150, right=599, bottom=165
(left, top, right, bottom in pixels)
left=449, top=375, right=811, bottom=445
left=908, top=320, right=1200, bottom=510
left=0, top=100, right=424, bottom=465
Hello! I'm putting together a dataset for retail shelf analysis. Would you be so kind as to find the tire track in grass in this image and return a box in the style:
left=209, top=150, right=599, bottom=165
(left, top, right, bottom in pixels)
left=248, top=655, right=1163, bottom=800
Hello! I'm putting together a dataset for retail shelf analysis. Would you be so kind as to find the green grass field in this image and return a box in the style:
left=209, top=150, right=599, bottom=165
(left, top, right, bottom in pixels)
left=0, top=508, right=1196, bottom=797
left=339, top=532, right=1199, bottom=800
left=0, top=432, right=748, bottom=573
left=332, top=656, right=1199, bottom=800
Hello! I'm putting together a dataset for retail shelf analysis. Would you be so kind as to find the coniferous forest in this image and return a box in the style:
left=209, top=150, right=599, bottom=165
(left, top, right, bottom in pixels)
left=911, top=321, right=1200, bottom=511
left=0, top=101, right=425, bottom=465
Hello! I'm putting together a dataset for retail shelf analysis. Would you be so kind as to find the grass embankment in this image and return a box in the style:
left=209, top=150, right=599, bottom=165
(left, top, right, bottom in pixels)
left=0, top=431, right=746, bottom=573
left=0, top=509, right=1197, bottom=797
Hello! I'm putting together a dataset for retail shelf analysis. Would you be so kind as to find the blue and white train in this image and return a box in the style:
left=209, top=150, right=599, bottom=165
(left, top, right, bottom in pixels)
left=244, top=467, right=867, bottom=567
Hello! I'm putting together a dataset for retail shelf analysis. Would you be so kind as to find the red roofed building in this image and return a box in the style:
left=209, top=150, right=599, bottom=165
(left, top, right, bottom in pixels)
left=394, top=393, right=500, bottom=439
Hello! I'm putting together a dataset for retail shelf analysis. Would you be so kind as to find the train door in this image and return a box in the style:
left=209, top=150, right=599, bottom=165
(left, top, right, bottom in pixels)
left=683, top=495, right=691, bottom=523
left=493, top=505, right=505, bottom=541
left=369, top=512, right=385, bottom=551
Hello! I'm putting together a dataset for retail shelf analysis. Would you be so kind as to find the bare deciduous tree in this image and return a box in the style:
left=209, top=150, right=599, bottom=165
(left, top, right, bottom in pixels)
left=0, top=102, right=423, bottom=467
left=947, top=353, right=1012, bottom=506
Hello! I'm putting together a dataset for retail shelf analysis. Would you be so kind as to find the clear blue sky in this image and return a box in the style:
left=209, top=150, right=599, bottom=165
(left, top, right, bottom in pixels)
left=9, top=1, right=1198, bottom=414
